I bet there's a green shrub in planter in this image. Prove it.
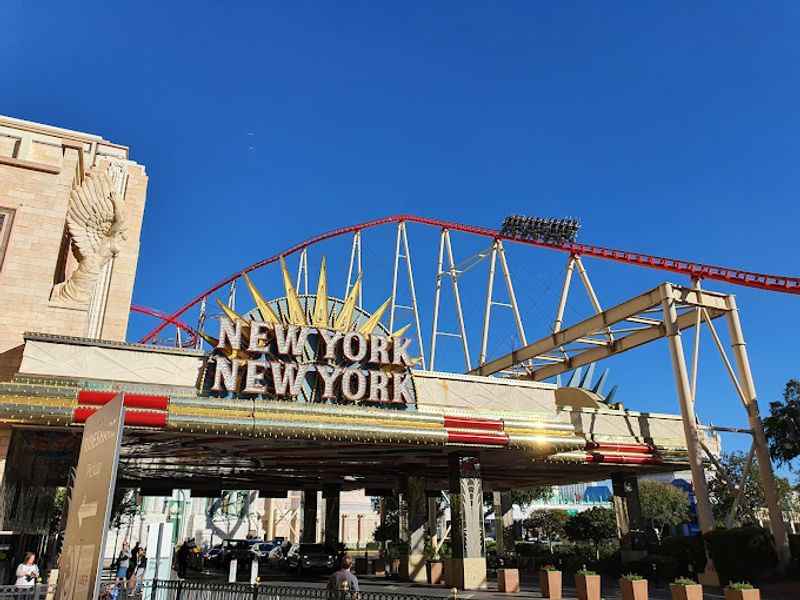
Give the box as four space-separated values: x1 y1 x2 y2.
703 527 777 585
727 582 754 590
660 535 707 576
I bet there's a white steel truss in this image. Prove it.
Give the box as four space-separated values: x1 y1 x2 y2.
345 231 363 309
389 221 426 368
472 281 790 567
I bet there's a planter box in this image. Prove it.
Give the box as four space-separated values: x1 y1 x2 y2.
575 574 601 600
497 568 520 593
620 578 648 600
426 560 443 585
372 558 386 576
670 583 702 600
354 557 369 574
539 570 562 600
724 589 760 600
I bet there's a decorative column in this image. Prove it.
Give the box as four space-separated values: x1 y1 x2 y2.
399 476 427 582
612 474 646 561
301 488 318 543
322 484 341 546
263 498 275 540
492 491 514 554
448 454 487 590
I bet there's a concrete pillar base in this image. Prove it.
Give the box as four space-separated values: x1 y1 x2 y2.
698 565 720 587
446 557 487 590
399 553 427 583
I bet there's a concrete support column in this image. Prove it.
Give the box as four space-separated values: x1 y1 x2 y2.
399 476 427 582
322 484 341 546
726 298 790 565
612 474 646 561
492 491 514 554
263 498 275 540
427 493 439 554
448 454 487 590
301 488 318 543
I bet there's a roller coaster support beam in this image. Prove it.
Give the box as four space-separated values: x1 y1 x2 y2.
479 240 527 366
390 221 426 368
345 231 363 309
660 282 719 584
725 296 790 565
430 229 471 371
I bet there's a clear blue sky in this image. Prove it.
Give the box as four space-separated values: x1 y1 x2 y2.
5 2 799 461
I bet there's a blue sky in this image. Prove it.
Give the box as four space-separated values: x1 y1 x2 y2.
4 2 799 462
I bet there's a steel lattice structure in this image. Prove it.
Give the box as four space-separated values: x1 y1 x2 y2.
132 213 800 365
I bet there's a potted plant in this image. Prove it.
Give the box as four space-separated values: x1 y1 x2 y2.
539 564 562 600
620 573 648 600
497 554 520 593
575 568 601 600
424 538 443 585
670 577 702 600
725 582 760 600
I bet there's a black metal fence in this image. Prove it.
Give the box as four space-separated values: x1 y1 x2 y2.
142 581 441 600
0 585 51 600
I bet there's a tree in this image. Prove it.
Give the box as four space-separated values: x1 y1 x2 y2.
707 451 800 526
506 486 551 507
638 480 691 540
523 509 568 552
763 379 800 468
564 507 617 559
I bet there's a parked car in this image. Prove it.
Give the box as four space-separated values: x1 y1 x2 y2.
251 541 277 560
284 543 337 575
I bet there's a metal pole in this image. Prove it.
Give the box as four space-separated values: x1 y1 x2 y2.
346 231 359 300
195 296 207 349
726 441 756 528
497 241 527 345
479 241 499 365
429 229 446 370
389 222 403 332
660 284 717 540
574 256 613 341
296 248 308 295
553 255 575 333
725 296 790 564
227 279 237 310
400 222 426 369
444 230 472 371
356 231 363 309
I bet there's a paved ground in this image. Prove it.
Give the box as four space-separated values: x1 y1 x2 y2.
208 569 800 600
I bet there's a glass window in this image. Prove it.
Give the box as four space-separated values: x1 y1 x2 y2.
0 208 14 270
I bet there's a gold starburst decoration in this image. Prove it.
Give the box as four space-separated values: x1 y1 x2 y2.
199 257 412 347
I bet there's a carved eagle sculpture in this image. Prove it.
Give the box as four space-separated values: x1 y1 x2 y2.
51 166 127 306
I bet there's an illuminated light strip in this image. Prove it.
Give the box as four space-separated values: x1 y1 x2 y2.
443 416 504 431
586 442 655 454
72 407 167 428
585 453 662 465
77 390 170 411
446 431 509 446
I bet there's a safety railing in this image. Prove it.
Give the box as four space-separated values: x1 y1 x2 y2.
0 585 52 600
140 580 441 600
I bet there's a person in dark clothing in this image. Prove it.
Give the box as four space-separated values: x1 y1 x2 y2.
327 554 359 592
176 541 191 578
126 543 141 581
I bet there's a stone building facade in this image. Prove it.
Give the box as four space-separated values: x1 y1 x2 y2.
0 115 148 380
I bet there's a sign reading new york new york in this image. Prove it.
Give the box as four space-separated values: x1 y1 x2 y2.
209 316 415 405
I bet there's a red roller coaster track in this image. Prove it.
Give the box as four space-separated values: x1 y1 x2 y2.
137 214 800 344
